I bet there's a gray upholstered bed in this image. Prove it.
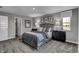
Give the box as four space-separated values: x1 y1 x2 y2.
22 22 53 49
22 31 51 49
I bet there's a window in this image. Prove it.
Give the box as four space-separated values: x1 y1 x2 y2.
63 17 71 31
55 19 61 26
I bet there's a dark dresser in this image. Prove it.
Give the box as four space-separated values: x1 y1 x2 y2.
52 31 66 42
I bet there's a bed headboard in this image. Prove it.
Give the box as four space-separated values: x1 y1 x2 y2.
40 23 54 32
40 23 54 28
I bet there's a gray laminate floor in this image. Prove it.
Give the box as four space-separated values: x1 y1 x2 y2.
0 39 78 53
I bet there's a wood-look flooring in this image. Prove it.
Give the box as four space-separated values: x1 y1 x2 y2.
0 39 78 53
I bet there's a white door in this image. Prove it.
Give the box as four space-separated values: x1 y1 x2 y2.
0 16 8 41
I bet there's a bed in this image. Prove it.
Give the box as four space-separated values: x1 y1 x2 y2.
22 23 54 49
22 31 51 49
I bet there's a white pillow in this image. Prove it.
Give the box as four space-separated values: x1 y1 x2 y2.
48 28 52 32
46 32 52 39
38 27 43 31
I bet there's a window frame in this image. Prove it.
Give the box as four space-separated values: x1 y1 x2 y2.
62 17 71 31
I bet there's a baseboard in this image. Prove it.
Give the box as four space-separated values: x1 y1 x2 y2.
66 40 78 44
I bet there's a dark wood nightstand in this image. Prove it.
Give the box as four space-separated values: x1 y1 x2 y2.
52 31 66 42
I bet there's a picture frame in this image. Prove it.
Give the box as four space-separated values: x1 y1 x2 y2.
25 20 31 28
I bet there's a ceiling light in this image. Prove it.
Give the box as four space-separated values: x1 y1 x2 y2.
33 8 35 10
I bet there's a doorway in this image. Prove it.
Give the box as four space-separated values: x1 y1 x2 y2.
15 17 22 37
15 18 18 37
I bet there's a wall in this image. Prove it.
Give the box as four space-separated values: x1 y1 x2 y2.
21 17 32 33
53 12 63 31
78 8 79 52
66 9 78 44
32 17 41 29
32 15 55 31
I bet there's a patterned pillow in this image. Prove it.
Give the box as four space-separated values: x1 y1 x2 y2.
42 28 46 32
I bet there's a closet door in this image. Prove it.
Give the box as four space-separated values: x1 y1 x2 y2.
0 16 8 41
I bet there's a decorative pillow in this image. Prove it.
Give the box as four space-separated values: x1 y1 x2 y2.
45 32 52 39
38 27 43 31
45 27 52 32
48 28 52 32
42 28 46 32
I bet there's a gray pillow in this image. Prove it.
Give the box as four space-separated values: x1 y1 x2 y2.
42 28 46 32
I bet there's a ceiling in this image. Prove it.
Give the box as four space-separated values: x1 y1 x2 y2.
0 6 78 17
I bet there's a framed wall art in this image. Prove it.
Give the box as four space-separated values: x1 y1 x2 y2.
25 20 31 28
